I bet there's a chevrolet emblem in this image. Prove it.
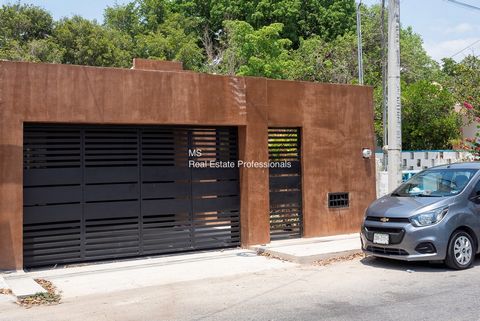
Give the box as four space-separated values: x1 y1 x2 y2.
380 217 389 223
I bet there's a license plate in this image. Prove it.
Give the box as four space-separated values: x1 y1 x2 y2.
373 233 389 245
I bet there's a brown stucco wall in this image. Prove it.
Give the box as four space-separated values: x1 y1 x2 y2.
132 58 184 71
0 60 375 270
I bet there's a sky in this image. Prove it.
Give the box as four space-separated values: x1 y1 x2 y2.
2 0 480 62
363 0 480 62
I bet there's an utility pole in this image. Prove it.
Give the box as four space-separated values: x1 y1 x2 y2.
381 0 387 170
387 0 402 191
356 0 364 85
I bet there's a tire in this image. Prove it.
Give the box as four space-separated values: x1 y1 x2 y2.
445 231 476 270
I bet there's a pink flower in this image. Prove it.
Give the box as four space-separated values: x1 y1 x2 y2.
464 101 474 110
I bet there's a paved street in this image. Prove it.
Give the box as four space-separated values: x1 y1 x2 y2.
2 255 480 321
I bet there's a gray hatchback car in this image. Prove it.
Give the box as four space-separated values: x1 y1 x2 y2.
361 162 480 270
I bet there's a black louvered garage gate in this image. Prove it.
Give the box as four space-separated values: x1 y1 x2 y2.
268 128 302 240
23 124 240 268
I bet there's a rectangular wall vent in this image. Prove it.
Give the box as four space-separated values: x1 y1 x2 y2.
328 192 349 208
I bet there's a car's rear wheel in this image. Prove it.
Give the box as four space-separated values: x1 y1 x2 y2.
445 231 475 270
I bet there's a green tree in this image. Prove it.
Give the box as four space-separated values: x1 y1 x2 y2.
0 3 62 62
442 55 480 111
104 2 203 69
219 21 294 78
360 5 439 145
105 0 170 33
400 26 440 84
1 1 474 153
169 0 356 46
135 13 203 69
137 0 170 31
289 5 439 86
53 16 133 67
289 33 357 83
402 81 461 150
104 2 143 37
0 3 53 44
1 38 64 63
442 55 480 154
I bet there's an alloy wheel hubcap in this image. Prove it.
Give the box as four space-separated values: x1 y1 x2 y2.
454 236 472 265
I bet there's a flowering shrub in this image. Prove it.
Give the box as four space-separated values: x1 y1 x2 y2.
461 101 480 160
464 101 474 110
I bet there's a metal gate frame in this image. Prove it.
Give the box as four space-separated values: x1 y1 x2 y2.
23 124 240 267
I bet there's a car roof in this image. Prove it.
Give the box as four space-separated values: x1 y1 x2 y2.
429 162 480 170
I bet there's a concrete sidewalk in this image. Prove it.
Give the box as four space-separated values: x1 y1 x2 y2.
1 249 295 299
251 233 361 264
1 233 361 300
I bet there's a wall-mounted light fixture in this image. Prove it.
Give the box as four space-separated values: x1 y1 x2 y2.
362 148 372 159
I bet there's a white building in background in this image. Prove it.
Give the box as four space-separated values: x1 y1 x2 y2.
455 102 479 141
376 150 473 171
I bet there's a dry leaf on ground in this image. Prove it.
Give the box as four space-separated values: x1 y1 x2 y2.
17 279 61 308
313 252 365 266
0 288 13 295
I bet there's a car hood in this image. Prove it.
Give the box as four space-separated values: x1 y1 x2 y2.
366 195 454 218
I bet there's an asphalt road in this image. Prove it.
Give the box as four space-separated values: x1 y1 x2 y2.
2 256 480 321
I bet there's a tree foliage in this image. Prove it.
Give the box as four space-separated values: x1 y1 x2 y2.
442 56 480 111
167 0 356 46
218 21 294 78
104 2 143 37
54 16 133 67
0 3 53 43
134 13 203 69
288 33 358 83
0 3 58 62
402 81 460 150
104 2 202 69
0 1 477 151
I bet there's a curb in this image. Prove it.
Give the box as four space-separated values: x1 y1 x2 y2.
255 247 363 264
3 278 47 298
0 276 10 293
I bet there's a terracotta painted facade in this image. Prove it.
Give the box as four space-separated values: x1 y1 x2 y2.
0 60 376 270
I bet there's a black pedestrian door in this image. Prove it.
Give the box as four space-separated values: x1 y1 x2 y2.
23 124 240 268
268 128 302 240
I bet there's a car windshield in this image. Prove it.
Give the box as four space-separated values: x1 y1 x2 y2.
392 168 478 197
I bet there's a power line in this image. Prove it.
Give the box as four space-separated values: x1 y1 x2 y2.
442 1 480 58
450 38 480 58
444 0 480 11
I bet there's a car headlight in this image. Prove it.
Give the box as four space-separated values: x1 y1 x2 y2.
410 207 449 227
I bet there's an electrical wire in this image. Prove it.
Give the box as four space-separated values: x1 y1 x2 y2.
444 0 480 11
442 0 480 58
450 39 480 58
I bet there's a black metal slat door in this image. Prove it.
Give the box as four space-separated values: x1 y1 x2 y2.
83 127 141 261
23 124 240 268
190 128 240 249
268 128 303 240
23 127 83 266
141 127 193 255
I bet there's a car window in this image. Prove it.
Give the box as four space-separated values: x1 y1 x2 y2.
392 168 478 197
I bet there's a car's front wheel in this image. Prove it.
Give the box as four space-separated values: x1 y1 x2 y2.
445 231 475 270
